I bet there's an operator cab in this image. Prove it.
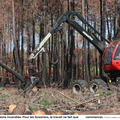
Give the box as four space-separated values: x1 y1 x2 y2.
103 40 120 72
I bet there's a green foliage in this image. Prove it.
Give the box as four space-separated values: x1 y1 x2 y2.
60 108 66 112
71 112 75 115
105 91 113 96
18 89 22 94
42 99 52 109
29 106 34 112
96 90 113 96
0 87 4 91
2 93 10 98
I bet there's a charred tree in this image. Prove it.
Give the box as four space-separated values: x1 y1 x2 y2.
114 0 120 38
100 0 106 78
82 0 90 83
12 0 22 88
21 0 24 76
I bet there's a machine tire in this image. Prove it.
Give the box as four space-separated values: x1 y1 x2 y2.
89 79 107 94
71 80 88 95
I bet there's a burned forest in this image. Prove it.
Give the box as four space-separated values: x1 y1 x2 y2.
0 0 120 115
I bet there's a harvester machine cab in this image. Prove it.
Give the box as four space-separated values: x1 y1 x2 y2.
102 39 120 82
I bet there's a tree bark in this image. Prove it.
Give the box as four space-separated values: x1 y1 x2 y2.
12 0 22 88
114 0 120 38
100 0 106 77
82 0 90 83
21 0 24 76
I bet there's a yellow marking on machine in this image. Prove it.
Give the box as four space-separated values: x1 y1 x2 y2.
36 33 51 51
109 80 111 83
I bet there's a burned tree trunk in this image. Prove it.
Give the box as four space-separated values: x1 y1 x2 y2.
12 0 22 88
114 0 120 38
100 0 106 78
82 0 90 83
21 0 24 76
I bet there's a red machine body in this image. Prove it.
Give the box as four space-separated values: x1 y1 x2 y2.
103 40 120 72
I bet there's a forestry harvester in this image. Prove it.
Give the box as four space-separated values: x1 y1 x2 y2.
28 11 120 93
0 11 120 93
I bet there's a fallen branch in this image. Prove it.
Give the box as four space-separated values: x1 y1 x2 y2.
56 94 107 109
55 90 80 104
56 98 94 109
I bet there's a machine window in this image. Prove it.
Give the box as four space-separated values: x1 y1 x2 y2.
114 45 120 60
104 47 114 65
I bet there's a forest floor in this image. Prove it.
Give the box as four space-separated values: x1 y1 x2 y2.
0 83 120 115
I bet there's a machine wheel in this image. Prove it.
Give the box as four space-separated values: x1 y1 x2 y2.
72 80 88 95
89 79 107 94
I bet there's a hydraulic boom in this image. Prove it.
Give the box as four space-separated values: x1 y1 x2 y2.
29 11 109 60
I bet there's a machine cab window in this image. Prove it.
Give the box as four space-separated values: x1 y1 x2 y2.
114 45 120 60
104 46 115 65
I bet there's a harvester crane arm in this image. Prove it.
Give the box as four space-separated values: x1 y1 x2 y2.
29 11 108 60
